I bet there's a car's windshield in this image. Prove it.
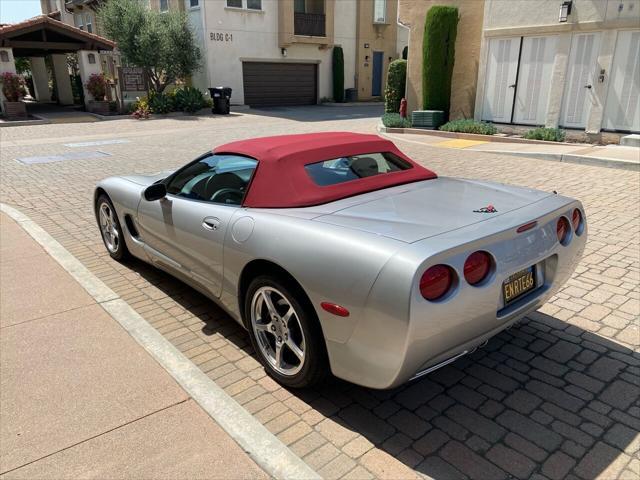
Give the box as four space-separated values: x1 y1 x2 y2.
304 152 411 187
166 154 257 205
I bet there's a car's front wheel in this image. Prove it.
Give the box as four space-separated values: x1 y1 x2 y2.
96 194 129 261
245 275 328 388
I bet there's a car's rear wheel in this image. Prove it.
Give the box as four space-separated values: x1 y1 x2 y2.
96 194 129 261
245 275 327 388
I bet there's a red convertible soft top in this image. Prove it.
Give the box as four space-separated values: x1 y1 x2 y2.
214 132 437 208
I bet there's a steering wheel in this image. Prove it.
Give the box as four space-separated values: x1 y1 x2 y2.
210 187 244 204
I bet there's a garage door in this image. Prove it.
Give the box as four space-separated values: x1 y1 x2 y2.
242 62 317 107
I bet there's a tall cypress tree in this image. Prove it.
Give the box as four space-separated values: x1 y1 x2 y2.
422 6 459 118
332 46 345 103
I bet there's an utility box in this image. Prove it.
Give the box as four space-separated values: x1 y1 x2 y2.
411 110 445 129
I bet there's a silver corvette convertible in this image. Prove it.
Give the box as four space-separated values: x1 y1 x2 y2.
95 132 586 389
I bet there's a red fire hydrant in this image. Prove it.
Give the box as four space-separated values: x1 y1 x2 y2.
399 98 407 119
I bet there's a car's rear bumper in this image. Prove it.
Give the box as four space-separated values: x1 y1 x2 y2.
326 196 586 389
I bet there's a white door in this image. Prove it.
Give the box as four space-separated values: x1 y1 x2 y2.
513 36 557 125
603 30 640 132
482 37 520 123
561 33 601 128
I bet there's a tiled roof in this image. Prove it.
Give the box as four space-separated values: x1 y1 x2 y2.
0 15 115 49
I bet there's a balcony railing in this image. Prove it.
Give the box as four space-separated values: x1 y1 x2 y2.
294 12 326 37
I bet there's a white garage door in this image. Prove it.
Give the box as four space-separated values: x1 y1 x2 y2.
481 37 520 123
513 36 558 125
561 33 601 129
603 30 640 132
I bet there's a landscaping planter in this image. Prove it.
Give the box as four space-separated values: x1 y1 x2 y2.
2 101 27 120
88 100 110 115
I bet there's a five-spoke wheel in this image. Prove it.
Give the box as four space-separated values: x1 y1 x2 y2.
251 286 306 376
246 275 328 388
96 195 128 260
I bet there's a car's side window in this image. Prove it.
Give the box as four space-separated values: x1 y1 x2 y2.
166 154 258 205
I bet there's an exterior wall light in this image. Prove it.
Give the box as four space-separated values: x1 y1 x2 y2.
559 0 572 22
281 48 287 57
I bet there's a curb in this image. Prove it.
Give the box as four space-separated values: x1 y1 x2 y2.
0 202 321 480
467 149 640 172
379 123 640 172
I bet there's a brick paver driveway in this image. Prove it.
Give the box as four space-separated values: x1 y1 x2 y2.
1 106 638 480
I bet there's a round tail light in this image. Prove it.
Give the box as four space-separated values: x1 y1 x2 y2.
572 208 582 234
557 217 570 245
464 251 492 285
420 265 453 301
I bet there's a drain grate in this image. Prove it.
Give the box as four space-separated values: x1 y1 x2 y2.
64 139 130 147
16 151 112 165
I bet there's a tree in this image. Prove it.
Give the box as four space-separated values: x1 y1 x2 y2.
422 6 459 118
97 0 201 93
384 59 406 113
332 46 344 103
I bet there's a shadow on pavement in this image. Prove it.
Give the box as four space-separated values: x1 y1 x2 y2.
124 256 639 480
245 104 384 123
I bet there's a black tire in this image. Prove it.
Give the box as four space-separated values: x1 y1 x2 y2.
245 274 328 389
95 194 129 261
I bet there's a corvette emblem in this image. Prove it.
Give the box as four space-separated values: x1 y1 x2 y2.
473 204 498 213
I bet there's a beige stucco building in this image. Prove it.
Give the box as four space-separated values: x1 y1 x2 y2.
398 0 485 120
399 0 639 134
39 0 407 107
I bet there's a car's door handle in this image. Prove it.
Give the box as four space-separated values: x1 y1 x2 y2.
202 217 221 231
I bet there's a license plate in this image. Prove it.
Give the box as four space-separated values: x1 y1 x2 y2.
503 267 536 305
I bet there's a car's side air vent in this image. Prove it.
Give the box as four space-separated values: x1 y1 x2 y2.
124 214 140 238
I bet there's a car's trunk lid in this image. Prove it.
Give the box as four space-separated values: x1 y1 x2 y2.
312 177 553 243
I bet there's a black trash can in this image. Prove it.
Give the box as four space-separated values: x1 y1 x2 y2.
209 87 232 114
345 88 357 103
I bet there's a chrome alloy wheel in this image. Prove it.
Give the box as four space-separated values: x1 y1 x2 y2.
251 286 306 376
99 202 119 254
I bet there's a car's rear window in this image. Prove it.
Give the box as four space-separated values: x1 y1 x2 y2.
304 152 412 186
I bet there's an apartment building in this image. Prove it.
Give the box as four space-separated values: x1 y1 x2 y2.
39 0 406 107
399 0 639 134
199 0 406 106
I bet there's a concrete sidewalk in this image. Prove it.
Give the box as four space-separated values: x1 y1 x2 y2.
380 128 640 171
0 213 267 479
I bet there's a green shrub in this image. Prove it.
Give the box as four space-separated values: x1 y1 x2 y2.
148 91 175 113
382 113 411 128
439 119 497 135
523 127 566 142
422 6 459 118
174 86 204 113
332 46 345 103
384 59 407 113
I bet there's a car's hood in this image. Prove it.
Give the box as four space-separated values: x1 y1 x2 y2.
312 177 553 243
121 171 172 186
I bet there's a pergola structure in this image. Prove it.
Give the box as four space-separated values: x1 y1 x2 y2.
0 15 115 112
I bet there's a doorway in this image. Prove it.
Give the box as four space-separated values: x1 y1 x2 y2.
372 51 384 97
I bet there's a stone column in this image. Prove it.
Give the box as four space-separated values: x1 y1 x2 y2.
29 56 51 102
0 48 17 110
77 50 102 107
50 54 74 105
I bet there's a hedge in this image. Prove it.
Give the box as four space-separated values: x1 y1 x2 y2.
384 59 407 113
422 6 459 118
439 119 497 135
332 46 345 103
524 127 566 142
382 113 411 128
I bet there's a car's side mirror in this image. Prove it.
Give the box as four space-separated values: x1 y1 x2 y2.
143 183 167 201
